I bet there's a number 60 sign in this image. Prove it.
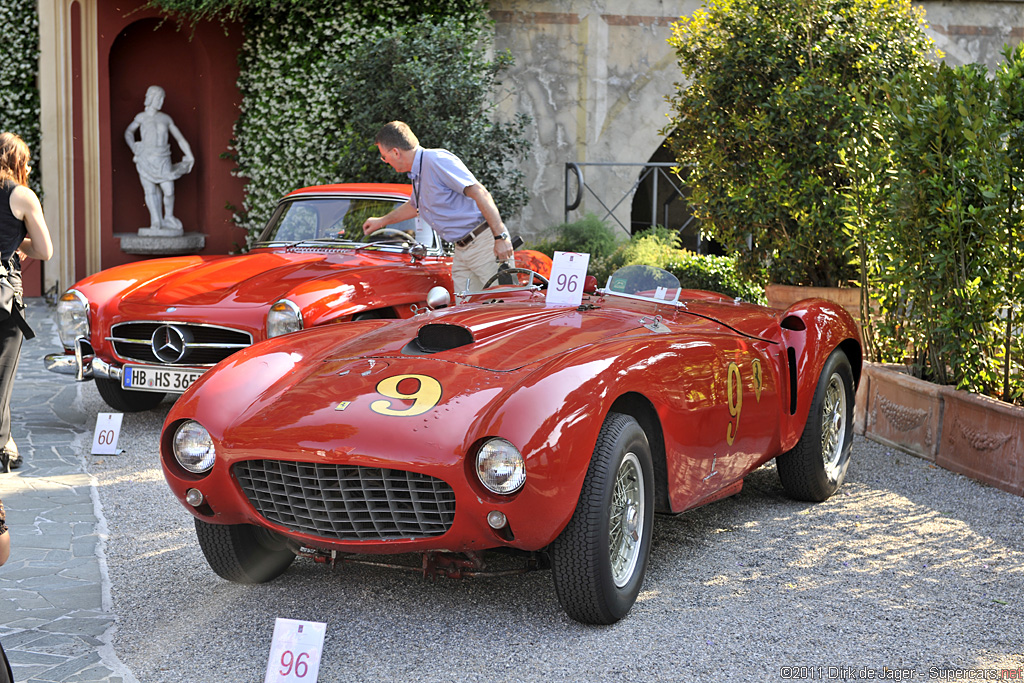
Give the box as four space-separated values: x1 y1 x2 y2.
91 413 124 455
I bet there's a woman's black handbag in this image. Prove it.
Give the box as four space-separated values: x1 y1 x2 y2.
0 258 33 338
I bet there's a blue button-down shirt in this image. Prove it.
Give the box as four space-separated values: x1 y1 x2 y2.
408 147 485 242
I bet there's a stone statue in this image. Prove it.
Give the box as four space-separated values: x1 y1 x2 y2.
124 85 194 235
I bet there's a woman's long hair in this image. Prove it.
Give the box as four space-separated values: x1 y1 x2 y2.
0 133 30 187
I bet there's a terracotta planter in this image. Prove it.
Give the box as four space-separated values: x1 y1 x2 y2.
938 386 1024 497
764 283 868 336
857 362 1024 497
858 363 944 461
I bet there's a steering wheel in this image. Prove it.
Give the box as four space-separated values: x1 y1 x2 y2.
366 227 419 246
482 267 549 290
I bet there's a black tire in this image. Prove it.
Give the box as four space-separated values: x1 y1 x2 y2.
550 412 654 625
94 377 166 412
776 348 855 502
194 519 296 584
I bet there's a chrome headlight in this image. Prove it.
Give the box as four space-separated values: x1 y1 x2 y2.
476 438 526 494
267 299 303 338
173 421 216 474
55 290 89 348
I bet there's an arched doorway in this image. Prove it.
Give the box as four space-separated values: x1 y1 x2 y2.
630 138 721 254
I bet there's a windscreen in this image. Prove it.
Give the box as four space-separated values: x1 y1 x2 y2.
257 197 421 245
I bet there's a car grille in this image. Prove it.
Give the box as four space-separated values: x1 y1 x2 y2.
108 322 252 366
233 460 457 542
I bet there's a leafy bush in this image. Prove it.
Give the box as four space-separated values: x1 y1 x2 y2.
531 218 764 303
616 228 766 303
528 214 622 260
664 0 937 287
851 45 1024 403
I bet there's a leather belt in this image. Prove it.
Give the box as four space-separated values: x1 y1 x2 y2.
453 222 490 248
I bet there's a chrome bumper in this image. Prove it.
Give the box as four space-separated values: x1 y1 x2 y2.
43 338 122 382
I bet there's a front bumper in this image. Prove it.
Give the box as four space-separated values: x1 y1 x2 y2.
43 338 122 382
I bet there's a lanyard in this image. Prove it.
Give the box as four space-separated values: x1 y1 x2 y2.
412 150 424 211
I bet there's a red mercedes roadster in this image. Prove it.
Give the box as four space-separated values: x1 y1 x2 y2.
160 264 861 624
44 183 550 412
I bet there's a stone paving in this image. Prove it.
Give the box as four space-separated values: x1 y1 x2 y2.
0 299 136 683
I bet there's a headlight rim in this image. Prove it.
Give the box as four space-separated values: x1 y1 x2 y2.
56 289 90 349
172 420 217 474
475 437 526 495
267 298 303 338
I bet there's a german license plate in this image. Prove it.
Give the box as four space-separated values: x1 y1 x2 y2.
122 365 204 394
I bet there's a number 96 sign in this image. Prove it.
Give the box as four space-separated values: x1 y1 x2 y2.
265 619 326 683
547 251 591 307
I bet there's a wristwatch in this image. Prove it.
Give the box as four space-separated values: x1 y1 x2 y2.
494 230 510 241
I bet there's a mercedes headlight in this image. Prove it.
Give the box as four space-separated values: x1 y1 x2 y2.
476 438 526 494
173 420 216 474
267 299 303 338
55 290 89 348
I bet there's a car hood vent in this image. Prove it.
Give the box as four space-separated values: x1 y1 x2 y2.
407 323 475 355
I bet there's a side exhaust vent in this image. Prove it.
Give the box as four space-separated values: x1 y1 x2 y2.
787 346 798 415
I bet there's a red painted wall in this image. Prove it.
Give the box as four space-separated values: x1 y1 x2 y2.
96 1 246 272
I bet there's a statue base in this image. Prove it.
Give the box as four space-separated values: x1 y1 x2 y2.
138 226 183 237
118 231 206 255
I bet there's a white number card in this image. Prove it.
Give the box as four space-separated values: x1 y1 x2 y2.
414 216 434 246
91 413 124 455
547 251 591 307
264 618 327 683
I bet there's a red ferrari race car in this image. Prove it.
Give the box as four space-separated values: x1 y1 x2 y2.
44 182 550 412
160 264 861 624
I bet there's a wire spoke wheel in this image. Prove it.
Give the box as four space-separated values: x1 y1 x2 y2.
820 373 847 480
609 452 645 588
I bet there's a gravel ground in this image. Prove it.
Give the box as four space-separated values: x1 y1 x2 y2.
77 382 1023 682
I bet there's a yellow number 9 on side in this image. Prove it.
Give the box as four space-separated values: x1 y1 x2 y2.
370 374 443 417
726 362 743 445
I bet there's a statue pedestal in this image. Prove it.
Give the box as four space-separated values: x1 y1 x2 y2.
118 231 206 255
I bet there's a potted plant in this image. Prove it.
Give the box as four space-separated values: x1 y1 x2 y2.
849 45 1024 496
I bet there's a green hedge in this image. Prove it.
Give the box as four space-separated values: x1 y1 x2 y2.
0 0 42 194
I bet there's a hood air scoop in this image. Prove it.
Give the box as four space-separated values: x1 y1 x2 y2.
404 323 475 355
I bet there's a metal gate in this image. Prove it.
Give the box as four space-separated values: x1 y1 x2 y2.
564 162 700 246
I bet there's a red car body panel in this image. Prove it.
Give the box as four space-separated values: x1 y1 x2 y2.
161 281 862 557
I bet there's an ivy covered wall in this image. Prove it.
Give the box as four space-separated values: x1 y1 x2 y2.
146 0 523 243
0 0 41 194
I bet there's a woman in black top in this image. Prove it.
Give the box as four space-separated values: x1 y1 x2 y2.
0 132 53 472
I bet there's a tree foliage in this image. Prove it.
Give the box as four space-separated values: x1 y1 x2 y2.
331 16 531 217
664 0 937 287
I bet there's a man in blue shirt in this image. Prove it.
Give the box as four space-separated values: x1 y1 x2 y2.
362 121 515 291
